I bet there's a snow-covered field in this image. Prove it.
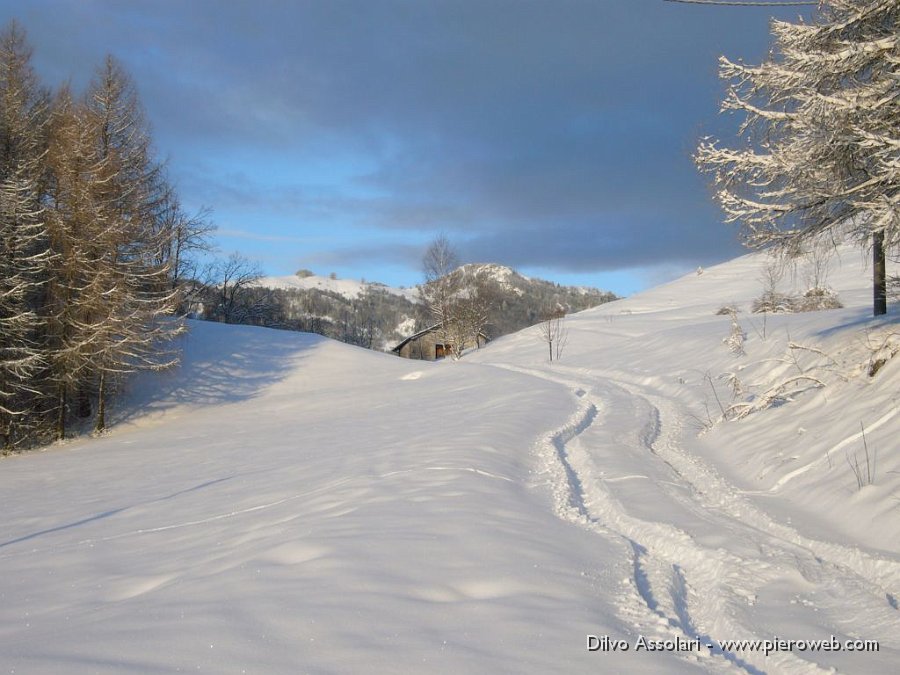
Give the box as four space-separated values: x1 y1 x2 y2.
1 247 898 674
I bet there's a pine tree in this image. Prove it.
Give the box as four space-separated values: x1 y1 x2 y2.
696 0 899 316
0 22 192 447
0 22 51 449
79 56 182 432
43 86 103 439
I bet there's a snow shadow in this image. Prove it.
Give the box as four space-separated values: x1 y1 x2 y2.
0 476 234 549
112 321 324 424
811 306 898 339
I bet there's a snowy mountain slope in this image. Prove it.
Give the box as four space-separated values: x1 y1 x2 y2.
259 263 614 313
252 265 616 354
457 262 530 295
258 272 420 302
1 245 897 674
258 263 536 301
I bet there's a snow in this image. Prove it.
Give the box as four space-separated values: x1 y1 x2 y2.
1 245 898 673
258 273 420 302
458 262 530 296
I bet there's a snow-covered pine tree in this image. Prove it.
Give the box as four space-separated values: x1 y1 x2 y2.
0 22 52 449
696 0 899 316
80 56 182 432
43 85 108 440
0 22 193 446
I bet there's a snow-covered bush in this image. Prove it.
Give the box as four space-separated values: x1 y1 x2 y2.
751 288 842 314
866 330 899 378
792 287 843 313
751 291 795 314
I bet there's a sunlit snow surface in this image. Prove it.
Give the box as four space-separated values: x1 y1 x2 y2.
2 246 898 673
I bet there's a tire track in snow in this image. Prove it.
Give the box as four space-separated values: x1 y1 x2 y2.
503 366 780 672
557 389 812 675
600 368 900 606
528 380 724 672
490 362 892 674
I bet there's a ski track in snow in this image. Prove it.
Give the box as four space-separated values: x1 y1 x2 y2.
486 361 899 675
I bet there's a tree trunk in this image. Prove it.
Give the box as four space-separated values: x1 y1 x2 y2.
56 383 67 441
94 371 106 433
874 230 887 316
1 413 9 452
76 386 91 418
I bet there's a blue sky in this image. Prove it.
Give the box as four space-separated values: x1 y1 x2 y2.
4 0 813 296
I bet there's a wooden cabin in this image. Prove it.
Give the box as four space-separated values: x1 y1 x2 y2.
391 323 488 361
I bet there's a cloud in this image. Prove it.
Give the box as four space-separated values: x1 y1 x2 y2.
2 0 811 287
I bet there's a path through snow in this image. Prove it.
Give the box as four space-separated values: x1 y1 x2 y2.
475 357 899 673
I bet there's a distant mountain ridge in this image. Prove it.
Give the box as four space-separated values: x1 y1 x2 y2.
257 271 420 302
252 264 618 351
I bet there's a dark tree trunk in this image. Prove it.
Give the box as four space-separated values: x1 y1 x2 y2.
76 386 91 419
94 371 106 433
56 383 67 441
874 230 887 316
1 412 9 452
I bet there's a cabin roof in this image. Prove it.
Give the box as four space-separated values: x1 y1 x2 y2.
390 322 489 354
390 322 443 353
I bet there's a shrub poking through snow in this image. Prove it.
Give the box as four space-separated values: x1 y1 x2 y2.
722 309 746 356
846 422 877 491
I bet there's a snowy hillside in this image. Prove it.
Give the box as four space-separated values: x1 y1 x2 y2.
257 272 420 302
1 246 898 674
251 265 616 353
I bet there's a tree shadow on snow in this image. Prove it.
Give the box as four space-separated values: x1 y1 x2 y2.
811 306 898 339
111 320 325 425
0 475 235 549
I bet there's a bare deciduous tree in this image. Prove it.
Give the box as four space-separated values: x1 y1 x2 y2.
455 268 496 352
538 307 568 363
420 233 463 357
153 181 217 305
80 56 183 433
210 252 264 324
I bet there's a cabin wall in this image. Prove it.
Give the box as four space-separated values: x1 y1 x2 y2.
394 328 486 360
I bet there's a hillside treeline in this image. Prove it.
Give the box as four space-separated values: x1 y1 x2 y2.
195 280 423 351
467 267 617 337
199 265 616 353
0 23 199 450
